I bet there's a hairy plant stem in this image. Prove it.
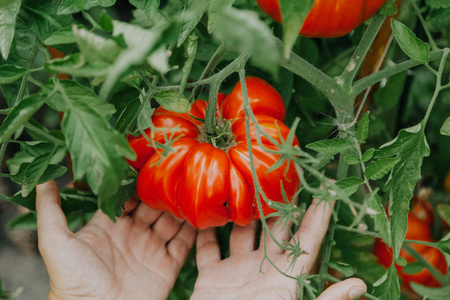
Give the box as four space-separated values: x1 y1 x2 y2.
339 13 386 88
15 41 40 104
411 0 437 51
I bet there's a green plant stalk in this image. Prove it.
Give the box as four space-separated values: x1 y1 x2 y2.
339 12 386 88
403 243 448 286
238 68 298 281
334 224 381 238
411 0 437 51
422 48 449 127
190 43 228 101
0 139 9 176
352 49 445 97
205 83 220 136
15 41 40 104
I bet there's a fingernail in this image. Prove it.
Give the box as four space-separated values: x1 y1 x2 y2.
348 287 366 300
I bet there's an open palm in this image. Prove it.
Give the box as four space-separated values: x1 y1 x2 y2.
36 180 197 300
191 199 367 300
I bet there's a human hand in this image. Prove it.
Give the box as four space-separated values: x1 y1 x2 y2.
190 198 367 300
36 180 197 300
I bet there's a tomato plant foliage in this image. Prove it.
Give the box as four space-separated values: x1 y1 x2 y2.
0 0 449 299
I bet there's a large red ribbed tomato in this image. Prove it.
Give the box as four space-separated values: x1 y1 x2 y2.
373 198 447 289
127 77 300 229
256 0 389 38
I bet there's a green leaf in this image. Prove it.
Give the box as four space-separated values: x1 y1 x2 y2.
130 0 159 20
364 157 400 180
6 190 36 211
0 0 20 60
411 283 450 300
426 0 450 9
44 53 110 78
11 162 67 187
379 0 398 16
59 85 135 220
99 9 114 32
177 0 208 47
426 8 450 32
8 212 37 230
440 116 450 136
437 204 450 226
356 111 370 144
391 19 430 64
41 80 116 115
22 149 67 197
306 138 353 155
378 123 430 259
0 94 46 143
402 261 425 274
20 141 56 157
73 25 123 65
210 7 278 74
374 71 407 109
57 0 116 15
362 148 375 162
437 232 450 268
279 0 314 58
344 154 360 165
0 65 30 84
44 26 76 45
100 21 175 98
180 34 198 98
207 0 234 33
368 193 391 246
328 261 354 277
372 264 401 300
335 177 364 197
154 90 191 113
21 2 73 43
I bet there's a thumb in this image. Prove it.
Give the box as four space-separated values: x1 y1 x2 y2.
36 180 70 252
316 278 367 300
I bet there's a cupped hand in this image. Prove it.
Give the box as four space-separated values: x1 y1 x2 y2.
190 198 367 300
36 180 197 300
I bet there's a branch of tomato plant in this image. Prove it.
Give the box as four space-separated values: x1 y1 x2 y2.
0 139 9 177
338 12 386 89
23 122 66 146
190 43 228 102
238 68 302 281
334 224 381 238
402 243 449 286
352 49 445 97
15 40 40 104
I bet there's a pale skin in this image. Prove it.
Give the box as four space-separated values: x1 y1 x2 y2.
36 180 367 300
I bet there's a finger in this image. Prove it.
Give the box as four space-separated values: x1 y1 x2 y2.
264 216 292 254
167 221 197 267
229 220 258 255
36 180 70 250
293 199 334 272
196 228 220 270
132 201 163 227
315 278 367 300
121 193 140 216
152 213 184 242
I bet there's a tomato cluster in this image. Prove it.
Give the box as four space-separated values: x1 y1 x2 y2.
256 0 389 38
127 77 300 229
373 196 448 289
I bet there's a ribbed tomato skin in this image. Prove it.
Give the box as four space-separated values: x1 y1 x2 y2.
256 0 388 38
128 77 300 229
